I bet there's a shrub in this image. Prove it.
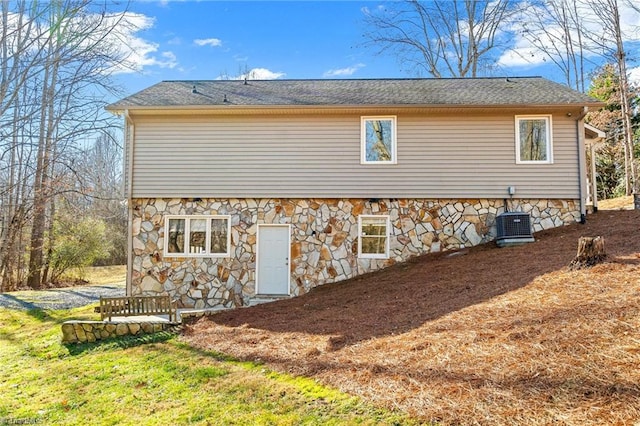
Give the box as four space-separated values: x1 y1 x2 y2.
48 217 112 283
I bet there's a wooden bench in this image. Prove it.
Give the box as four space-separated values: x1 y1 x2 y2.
99 294 177 322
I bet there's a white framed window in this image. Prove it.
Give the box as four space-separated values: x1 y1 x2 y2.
515 115 553 164
361 116 397 164
164 215 231 257
358 215 390 259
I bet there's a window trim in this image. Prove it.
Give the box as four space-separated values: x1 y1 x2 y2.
360 116 398 165
515 114 553 164
357 215 390 259
163 215 231 258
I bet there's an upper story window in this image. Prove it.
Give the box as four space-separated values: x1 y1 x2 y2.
515 115 553 164
165 215 231 257
358 215 390 259
361 116 397 164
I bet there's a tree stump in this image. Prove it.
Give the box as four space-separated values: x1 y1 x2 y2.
569 236 606 270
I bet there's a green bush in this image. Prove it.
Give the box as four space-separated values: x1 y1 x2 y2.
48 217 111 283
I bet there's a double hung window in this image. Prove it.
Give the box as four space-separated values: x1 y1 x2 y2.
358 215 390 259
361 116 397 164
515 115 553 164
165 216 230 257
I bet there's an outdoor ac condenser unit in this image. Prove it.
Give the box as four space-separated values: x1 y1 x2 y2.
495 212 535 247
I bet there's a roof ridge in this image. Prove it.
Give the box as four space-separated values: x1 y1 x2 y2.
161 76 545 83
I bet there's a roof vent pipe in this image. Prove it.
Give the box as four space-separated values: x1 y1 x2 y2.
192 85 197 94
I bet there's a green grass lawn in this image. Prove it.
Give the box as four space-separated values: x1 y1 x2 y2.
0 305 416 425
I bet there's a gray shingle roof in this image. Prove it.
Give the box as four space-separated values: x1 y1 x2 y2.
107 77 602 110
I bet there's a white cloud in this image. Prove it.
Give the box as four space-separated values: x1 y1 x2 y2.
194 38 222 47
1 9 178 75
323 63 365 78
158 51 178 67
361 5 386 15
497 38 549 68
629 66 640 86
235 67 285 80
99 12 178 74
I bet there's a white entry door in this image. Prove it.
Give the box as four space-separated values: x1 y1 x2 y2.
257 225 290 295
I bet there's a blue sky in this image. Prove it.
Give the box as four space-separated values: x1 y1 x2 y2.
117 1 399 94
113 1 640 97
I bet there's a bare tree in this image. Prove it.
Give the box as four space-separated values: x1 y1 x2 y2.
1 1 131 290
516 0 589 92
0 0 50 290
74 131 126 266
586 0 637 195
362 0 518 77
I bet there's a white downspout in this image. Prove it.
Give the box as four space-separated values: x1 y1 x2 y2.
590 142 599 211
124 109 135 296
576 107 589 222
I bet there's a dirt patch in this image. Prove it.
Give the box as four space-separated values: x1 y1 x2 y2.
182 210 640 425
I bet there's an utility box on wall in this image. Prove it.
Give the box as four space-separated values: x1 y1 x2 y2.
495 212 535 247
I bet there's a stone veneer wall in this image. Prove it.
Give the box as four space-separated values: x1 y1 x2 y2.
132 198 580 309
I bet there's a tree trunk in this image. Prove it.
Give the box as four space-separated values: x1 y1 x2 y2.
27 17 60 289
26 64 51 289
42 195 55 285
569 236 606 270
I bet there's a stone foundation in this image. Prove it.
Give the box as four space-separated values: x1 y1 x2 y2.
61 320 176 344
131 197 580 309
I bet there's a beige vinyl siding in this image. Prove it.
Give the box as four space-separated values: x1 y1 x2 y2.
130 111 580 199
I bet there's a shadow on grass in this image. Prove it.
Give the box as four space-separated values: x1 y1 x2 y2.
25 308 55 322
25 306 96 324
171 338 244 364
65 330 179 355
0 329 17 343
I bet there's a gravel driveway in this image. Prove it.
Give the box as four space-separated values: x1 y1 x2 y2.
0 282 126 310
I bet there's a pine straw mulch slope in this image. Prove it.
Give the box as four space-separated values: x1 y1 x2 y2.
182 210 640 425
